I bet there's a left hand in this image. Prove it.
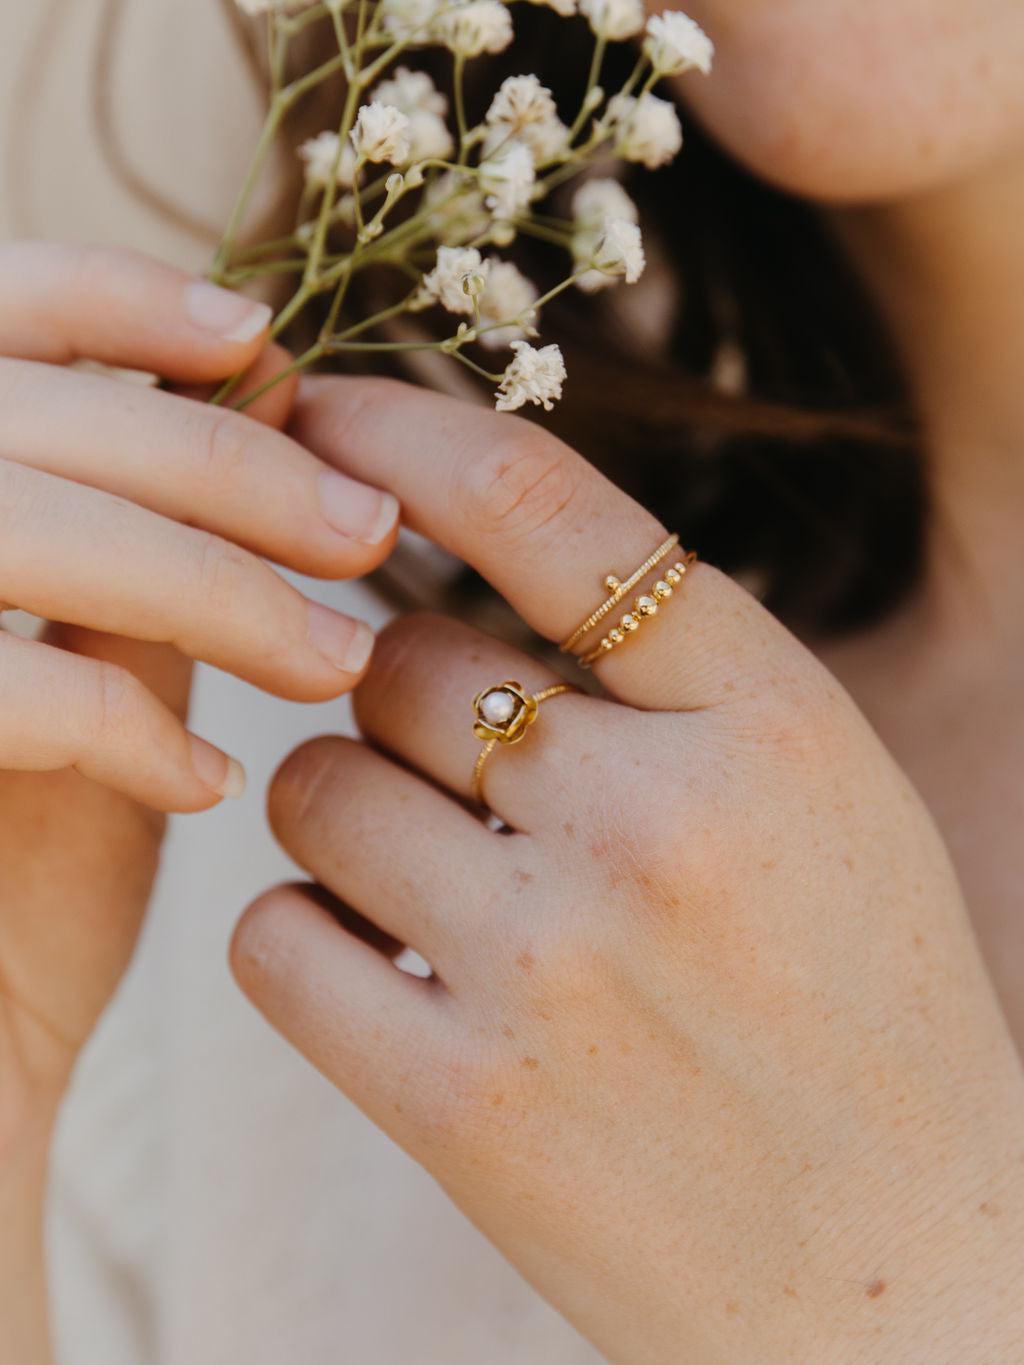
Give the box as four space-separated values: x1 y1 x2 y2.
233 377 1024 1365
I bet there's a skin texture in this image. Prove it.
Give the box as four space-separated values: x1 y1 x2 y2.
232 377 1024 1364
675 0 1024 202
5 2 1024 1362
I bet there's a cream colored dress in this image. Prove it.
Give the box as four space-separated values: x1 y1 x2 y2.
0 3 601 1360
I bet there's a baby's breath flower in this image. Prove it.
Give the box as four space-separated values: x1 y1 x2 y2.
435 0 514 57
591 217 645 283
571 178 640 290
486 74 558 132
378 0 444 42
419 245 488 315
608 92 683 170
495 341 566 412
374 67 448 116
423 171 491 245
479 140 536 220
644 11 714 76
483 75 568 164
572 176 639 228
350 102 413 165
299 130 357 189
579 0 643 42
373 69 454 162
477 260 539 349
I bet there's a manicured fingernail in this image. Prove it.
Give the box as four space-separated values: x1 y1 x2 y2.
189 735 247 799
183 281 273 344
318 470 399 545
307 604 375 674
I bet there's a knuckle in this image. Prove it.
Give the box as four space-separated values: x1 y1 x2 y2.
192 531 255 611
229 888 296 995
268 735 351 843
355 612 436 715
461 428 586 547
193 408 251 491
85 660 145 746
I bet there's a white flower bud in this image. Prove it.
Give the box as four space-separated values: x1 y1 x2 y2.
373 67 448 117
608 92 683 170
643 11 714 77
486 75 558 132
495 341 566 413
476 260 540 350
378 0 444 41
579 0 643 41
419 246 489 315
479 140 536 220
350 102 413 165
299 131 357 189
434 0 514 57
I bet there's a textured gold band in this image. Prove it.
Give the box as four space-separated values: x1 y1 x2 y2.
576 551 698 669
471 680 579 807
559 533 680 655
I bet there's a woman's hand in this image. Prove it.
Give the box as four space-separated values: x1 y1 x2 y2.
234 378 1024 1364
0 245 399 1365
0 242 398 813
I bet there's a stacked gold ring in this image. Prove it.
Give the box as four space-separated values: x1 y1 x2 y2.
561 538 697 669
559 534 680 654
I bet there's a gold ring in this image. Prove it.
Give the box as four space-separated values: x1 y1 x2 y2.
576 551 698 668
559 533 680 655
471 679 578 807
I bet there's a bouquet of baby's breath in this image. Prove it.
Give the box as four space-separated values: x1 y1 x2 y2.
213 0 712 413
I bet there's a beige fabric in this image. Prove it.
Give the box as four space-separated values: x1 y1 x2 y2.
0 5 601 1361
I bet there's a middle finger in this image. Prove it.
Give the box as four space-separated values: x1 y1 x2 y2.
0 459 374 701
0 358 399 580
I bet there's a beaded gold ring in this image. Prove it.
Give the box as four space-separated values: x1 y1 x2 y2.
575 552 698 669
559 533 680 655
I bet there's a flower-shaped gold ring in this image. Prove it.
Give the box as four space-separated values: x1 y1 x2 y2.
471 679 578 807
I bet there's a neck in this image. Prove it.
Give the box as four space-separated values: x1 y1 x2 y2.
835 154 1024 646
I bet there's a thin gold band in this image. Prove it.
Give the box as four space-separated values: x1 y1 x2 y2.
471 681 578 807
576 551 698 669
559 533 680 655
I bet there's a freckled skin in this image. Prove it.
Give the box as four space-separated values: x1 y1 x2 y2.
667 1 1024 202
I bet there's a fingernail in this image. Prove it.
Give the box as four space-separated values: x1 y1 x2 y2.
307 604 375 674
318 470 399 545
183 281 273 344
189 734 247 799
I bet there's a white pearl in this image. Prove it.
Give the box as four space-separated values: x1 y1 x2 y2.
480 689 517 725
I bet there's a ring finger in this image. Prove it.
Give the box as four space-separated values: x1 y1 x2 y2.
354 611 614 832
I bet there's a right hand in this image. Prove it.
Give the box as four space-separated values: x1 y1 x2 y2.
0 241 398 812
0 241 397 1125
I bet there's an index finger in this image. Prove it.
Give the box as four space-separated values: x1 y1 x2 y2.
292 376 799 711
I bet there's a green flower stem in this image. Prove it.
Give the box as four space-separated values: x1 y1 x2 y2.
618 53 649 101
453 53 469 161
451 350 503 383
211 96 286 280
568 35 606 143
326 285 422 344
232 342 327 412
512 218 575 247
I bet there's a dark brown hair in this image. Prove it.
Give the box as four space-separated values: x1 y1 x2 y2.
85 0 927 639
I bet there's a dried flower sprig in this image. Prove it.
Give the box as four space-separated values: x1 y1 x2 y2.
212 0 712 413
